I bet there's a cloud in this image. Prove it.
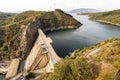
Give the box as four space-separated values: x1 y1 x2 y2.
0 0 119 12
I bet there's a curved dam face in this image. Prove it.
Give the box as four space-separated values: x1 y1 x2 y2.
25 29 61 73
5 29 61 80
5 18 61 79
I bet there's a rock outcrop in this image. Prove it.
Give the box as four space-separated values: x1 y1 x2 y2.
5 58 20 79
19 17 43 59
0 61 10 74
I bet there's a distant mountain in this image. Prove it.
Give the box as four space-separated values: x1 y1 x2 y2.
70 8 99 13
89 9 120 26
0 11 3 14
0 11 16 20
0 11 16 26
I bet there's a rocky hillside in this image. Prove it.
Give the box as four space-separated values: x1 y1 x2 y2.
48 38 120 80
0 9 81 60
89 9 120 26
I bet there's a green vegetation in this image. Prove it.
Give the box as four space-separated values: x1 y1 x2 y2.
48 57 98 80
0 12 15 26
48 38 120 80
26 73 36 79
0 9 81 28
0 9 80 60
89 9 120 25
0 9 120 80
0 20 5 26
13 11 40 22
0 23 22 60
13 9 80 28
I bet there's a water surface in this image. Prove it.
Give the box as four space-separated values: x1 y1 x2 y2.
46 14 120 57
0 74 5 80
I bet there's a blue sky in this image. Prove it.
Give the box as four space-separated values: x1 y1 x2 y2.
0 0 120 12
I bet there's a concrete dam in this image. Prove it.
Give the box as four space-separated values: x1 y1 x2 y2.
25 29 61 72
5 29 61 79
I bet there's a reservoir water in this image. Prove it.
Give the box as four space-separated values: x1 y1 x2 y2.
46 14 120 57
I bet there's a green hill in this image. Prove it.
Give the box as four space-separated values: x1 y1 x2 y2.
89 9 120 26
0 12 15 26
0 9 81 60
48 38 120 80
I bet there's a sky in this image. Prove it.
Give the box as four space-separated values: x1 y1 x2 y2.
0 0 120 12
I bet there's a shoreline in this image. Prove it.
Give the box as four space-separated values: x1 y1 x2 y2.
42 25 82 32
94 20 120 27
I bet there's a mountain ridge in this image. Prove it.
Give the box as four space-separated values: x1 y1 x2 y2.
89 9 120 26
70 8 99 13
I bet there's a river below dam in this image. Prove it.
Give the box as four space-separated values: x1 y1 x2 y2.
46 13 120 57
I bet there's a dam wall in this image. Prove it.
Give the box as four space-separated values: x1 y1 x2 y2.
25 29 60 72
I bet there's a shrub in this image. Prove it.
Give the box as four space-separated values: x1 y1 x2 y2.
48 57 96 80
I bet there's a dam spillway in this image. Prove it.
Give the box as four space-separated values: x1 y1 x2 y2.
25 29 61 72
5 29 61 79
